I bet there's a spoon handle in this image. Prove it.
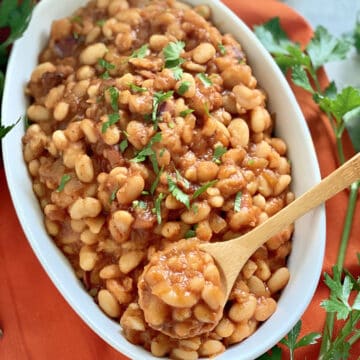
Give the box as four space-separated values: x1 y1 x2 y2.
231 152 360 252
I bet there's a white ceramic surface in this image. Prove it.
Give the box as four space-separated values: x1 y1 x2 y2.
1 0 326 359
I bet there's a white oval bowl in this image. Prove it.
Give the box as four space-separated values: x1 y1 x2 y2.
2 0 326 359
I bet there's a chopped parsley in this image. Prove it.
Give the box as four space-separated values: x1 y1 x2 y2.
108 86 119 111
98 58 115 79
234 191 242 212
192 180 218 199
96 19 105 27
109 187 118 203
180 109 194 117
154 193 165 224
168 122 175 129
132 200 147 209
152 91 173 129
184 229 196 239
129 44 148 59
175 169 190 189
177 81 191 95
71 15 83 24
218 43 227 55
150 166 164 195
212 145 227 164
163 41 185 80
167 175 190 209
119 138 128 153
129 83 147 93
197 73 213 87
101 113 120 133
57 174 71 192
141 190 150 195
247 158 255 166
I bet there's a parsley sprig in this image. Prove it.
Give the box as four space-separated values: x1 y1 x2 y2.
98 58 115 79
129 44 148 59
163 41 185 80
152 91 173 130
255 17 360 360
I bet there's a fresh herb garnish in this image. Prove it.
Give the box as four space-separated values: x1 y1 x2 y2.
192 180 218 200
132 200 147 209
131 132 162 173
180 109 194 117
129 83 147 93
101 113 120 133
109 188 118 203
234 191 242 212
129 44 148 59
163 41 185 79
57 174 71 192
197 73 212 87
152 91 173 129
71 15 83 24
218 43 227 55
177 81 191 95
175 169 190 189
98 58 115 79
184 229 196 238
212 145 227 164
154 193 165 224
141 190 150 195
96 19 106 27
168 122 175 129
108 86 119 111
119 139 128 153
0 116 21 138
150 166 164 195
167 175 190 209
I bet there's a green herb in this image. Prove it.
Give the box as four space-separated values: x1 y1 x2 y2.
141 190 150 195
72 31 79 40
129 44 148 59
119 139 128 153
96 19 106 27
23 114 30 130
177 81 190 95
167 176 190 209
150 166 164 195
168 122 175 129
131 133 162 174
101 113 120 133
184 229 196 239
163 41 185 79
218 43 227 55
191 204 199 214
129 83 147 93
152 91 173 129
154 193 165 224
71 15 83 24
255 17 360 360
98 58 114 79
204 102 211 117
109 188 118 203
175 169 190 189
234 191 242 212
132 200 147 209
180 109 194 117
108 86 119 111
159 148 165 157
192 180 218 200
197 73 212 87
212 145 227 164
57 174 71 192
247 159 255 166
0 116 21 138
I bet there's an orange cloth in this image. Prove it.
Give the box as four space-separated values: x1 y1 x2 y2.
0 0 359 359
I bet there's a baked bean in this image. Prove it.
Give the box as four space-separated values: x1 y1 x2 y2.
228 295 257 322
79 42 108 65
192 43 216 64
119 251 144 274
116 175 144 204
31 62 56 82
79 245 98 271
221 64 252 89
196 161 219 182
69 197 101 220
75 154 94 183
99 264 122 279
254 297 277 321
181 202 211 224
98 289 121 318
228 118 249 148
27 105 51 122
267 267 290 294
199 339 225 357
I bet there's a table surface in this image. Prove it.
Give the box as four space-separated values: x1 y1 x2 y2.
283 0 360 89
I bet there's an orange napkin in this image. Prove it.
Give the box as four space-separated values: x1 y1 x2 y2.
0 0 359 359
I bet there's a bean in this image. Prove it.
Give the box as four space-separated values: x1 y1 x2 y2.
30 62 56 82
119 250 144 274
99 264 122 279
250 106 270 133
247 276 268 297
161 221 181 238
221 64 252 89
98 289 121 318
215 318 235 338
75 154 94 183
116 175 145 204
228 295 257 322
151 338 171 357
79 245 97 271
267 267 290 294
170 348 198 360
27 105 51 122
254 297 277 321
228 118 249 148
199 339 225 357
79 43 108 65
181 202 211 224
201 284 223 310
192 43 216 64
69 197 101 220
196 161 219 182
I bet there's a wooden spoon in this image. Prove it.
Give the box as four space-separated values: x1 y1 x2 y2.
199 152 360 301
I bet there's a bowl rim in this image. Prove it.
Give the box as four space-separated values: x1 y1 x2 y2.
1 0 326 359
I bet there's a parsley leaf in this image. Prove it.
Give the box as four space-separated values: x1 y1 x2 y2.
212 145 227 164
109 187 118 203
119 138 128 153
180 109 194 117
130 44 148 59
108 86 119 111
184 229 196 239
98 58 114 79
96 19 106 27
306 26 352 70
253 17 293 55
192 180 218 200
101 113 120 133
291 65 314 93
132 200 147 209
177 81 191 95
175 169 190 189
163 41 185 68
0 116 21 139
218 43 226 55
129 83 147 93
150 166 164 195
152 91 173 129
71 15 83 24
234 191 242 212
343 106 360 152
167 176 190 209
57 174 71 192
197 73 212 87
257 345 282 360
154 193 165 224
354 14 360 54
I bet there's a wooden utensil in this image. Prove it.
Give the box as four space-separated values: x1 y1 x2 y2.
199 152 360 301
